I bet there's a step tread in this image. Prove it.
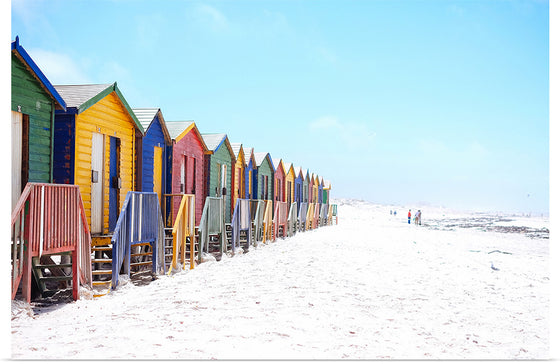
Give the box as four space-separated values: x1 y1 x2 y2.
38 275 72 281
34 263 73 269
92 270 112 275
92 259 112 263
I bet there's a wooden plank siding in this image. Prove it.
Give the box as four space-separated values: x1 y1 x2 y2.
73 92 136 233
254 153 274 202
202 134 235 224
294 166 303 212
168 122 207 225
243 147 257 200
230 144 246 214
302 170 310 203
11 53 56 185
285 163 295 206
272 158 285 214
140 114 168 195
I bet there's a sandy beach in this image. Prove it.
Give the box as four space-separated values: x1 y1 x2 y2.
11 199 550 359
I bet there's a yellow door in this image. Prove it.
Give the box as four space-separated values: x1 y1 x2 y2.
153 146 163 203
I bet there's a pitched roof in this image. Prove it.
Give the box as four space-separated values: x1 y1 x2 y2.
11 36 66 111
201 133 226 152
294 166 303 178
201 133 234 158
285 163 294 176
272 158 284 173
132 108 160 130
55 84 112 108
243 146 255 166
166 120 194 140
54 82 144 132
230 143 243 159
132 107 171 143
254 152 273 168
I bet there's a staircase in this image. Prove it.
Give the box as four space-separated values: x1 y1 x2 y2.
11 183 92 303
91 239 112 297
31 252 73 298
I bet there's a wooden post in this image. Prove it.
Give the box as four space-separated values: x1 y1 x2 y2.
72 248 79 301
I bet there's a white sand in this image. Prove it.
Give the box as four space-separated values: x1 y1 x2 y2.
10 199 549 359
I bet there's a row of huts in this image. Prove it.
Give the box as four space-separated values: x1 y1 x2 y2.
11 37 336 302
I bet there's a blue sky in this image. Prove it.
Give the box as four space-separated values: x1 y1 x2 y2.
8 0 550 214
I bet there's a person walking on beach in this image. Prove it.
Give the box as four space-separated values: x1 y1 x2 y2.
414 210 420 225
418 210 422 225
408 209 411 224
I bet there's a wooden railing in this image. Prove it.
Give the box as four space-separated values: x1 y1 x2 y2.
231 199 252 253
320 203 329 227
111 192 165 289
198 196 225 262
287 202 298 237
298 202 308 232
167 194 196 273
252 200 265 243
11 183 92 302
273 201 288 240
329 204 338 225
313 203 321 229
262 200 273 243
305 203 315 231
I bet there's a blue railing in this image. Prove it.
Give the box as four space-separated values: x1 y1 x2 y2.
298 202 308 232
287 202 298 237
231 199 252 253
198 196 224 262
111 192 165 289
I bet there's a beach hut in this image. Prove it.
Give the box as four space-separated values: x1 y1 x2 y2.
272 158 285 212
132 108 172 206
53 83 144 243
166 121 208 225
230 143 246 213
11 37 67 210
202 133 235 223
302 169 310 204
254 152 274 201
285 163 295 206
312 174 319 204
318 176 324 206
294 166 304 211
323 179 331 205
243 146 257 200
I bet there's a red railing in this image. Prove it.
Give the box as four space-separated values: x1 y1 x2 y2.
273 201 288 240
11 183 92 302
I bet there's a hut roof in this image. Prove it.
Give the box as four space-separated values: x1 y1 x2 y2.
165 121 208 152
132 107 171 143
254 152 273 168
230 143 243 159
201 133 234 158
11 36 66 111
54 82 143 132
243 147 255 166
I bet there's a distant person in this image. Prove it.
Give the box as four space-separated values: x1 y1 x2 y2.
394 211 397 216
418 210 422 225
414 210 420 225
408 209 411 224
390 210 392 215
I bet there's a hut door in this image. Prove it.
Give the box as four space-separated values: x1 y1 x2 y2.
180 156 185 193
153 146 163 202
11 111 23 211
187 156 195 195
91 133 104 234
287 181 292 204
108 136 121 232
